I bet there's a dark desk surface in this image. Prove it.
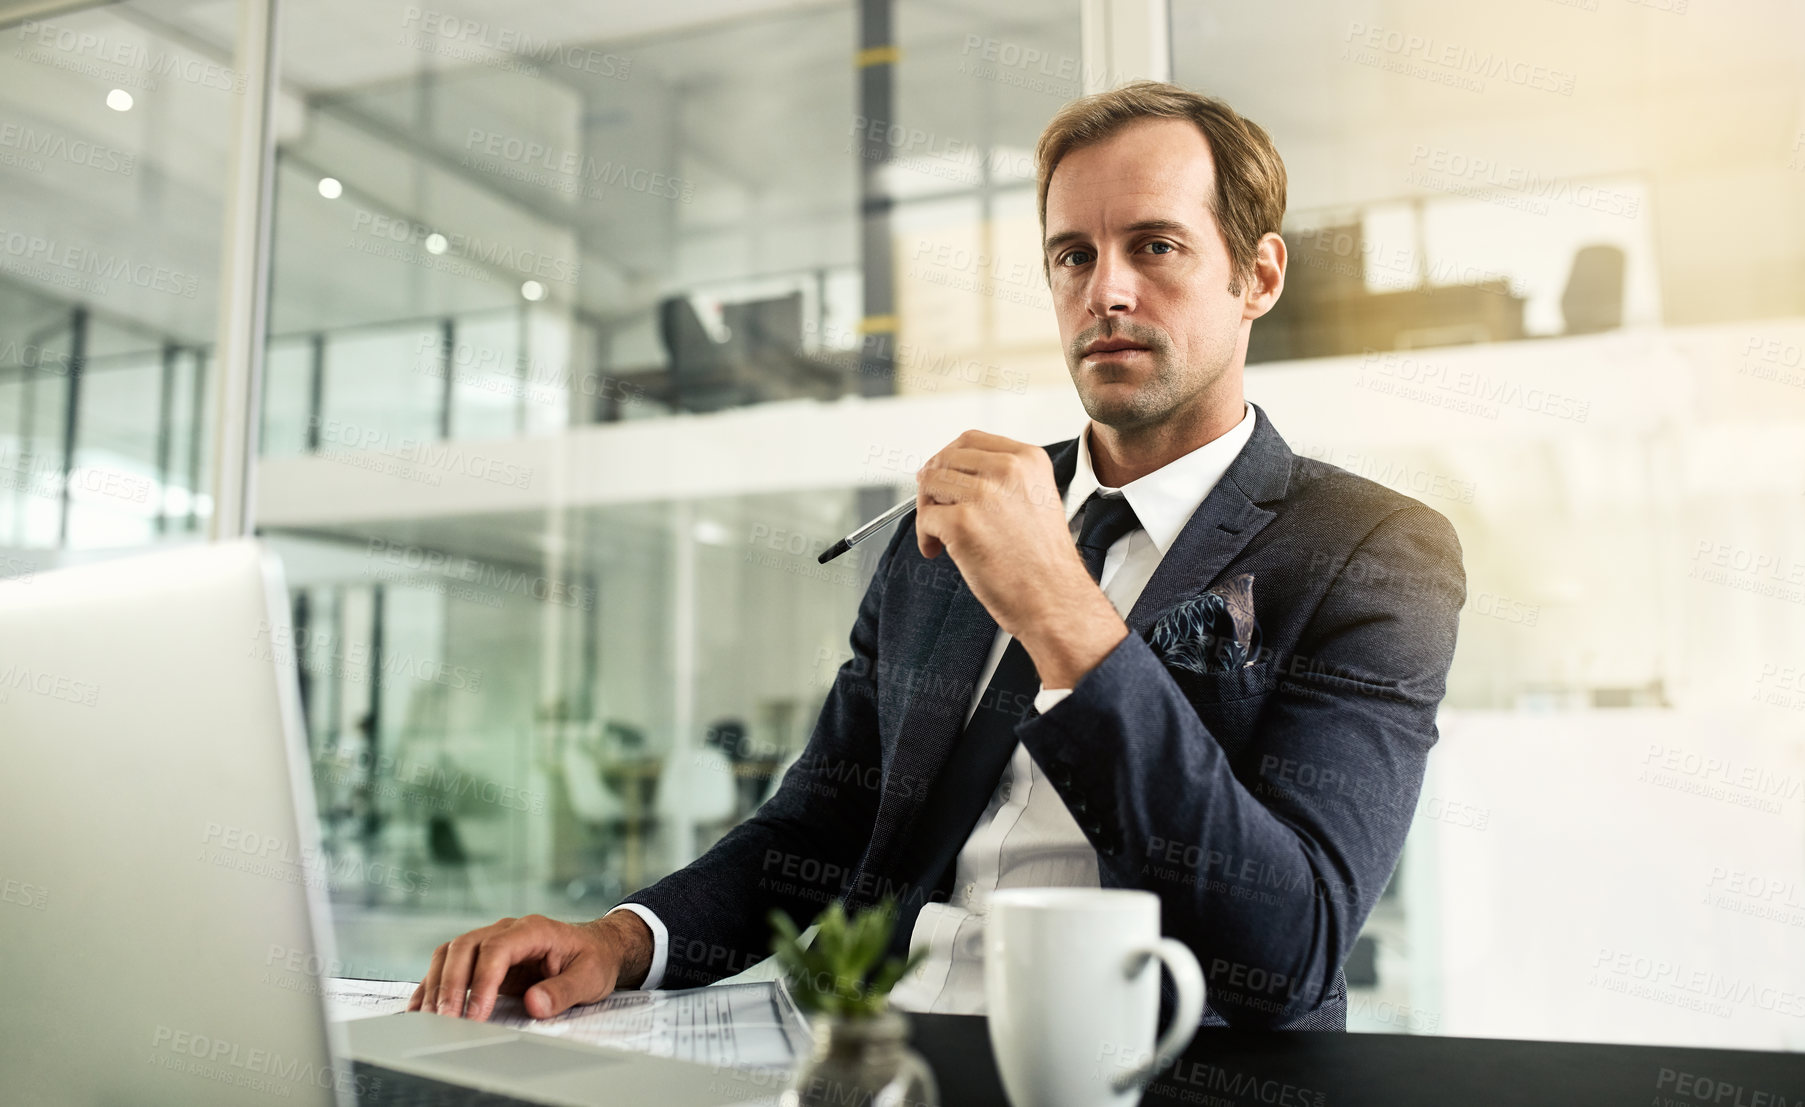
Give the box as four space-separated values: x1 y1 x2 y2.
906 1014 1805 1107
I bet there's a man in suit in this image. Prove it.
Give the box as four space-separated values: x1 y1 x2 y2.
410 80 1465 1030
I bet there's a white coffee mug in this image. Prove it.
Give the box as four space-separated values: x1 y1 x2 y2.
985 888 1205 1107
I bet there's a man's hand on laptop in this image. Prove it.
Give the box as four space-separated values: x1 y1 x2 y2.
408 911 654 1021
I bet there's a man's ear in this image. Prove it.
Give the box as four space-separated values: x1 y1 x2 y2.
1242 231 1286 322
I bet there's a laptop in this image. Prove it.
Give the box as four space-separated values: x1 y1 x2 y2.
0 539 790 1106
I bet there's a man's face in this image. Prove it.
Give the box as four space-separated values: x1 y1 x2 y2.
1043 117 1253 432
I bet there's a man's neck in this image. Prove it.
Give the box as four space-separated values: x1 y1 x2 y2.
1088 395 1247 488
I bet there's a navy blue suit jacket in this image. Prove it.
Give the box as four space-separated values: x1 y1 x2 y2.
626 403 1466 1029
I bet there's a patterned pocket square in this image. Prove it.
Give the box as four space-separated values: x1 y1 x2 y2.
1144 572 1262 674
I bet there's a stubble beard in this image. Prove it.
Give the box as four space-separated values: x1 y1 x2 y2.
1070 343 1219 436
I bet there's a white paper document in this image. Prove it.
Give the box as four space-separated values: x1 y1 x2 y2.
326 977 812 1071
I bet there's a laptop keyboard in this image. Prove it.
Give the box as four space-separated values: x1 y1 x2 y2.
354 1060 544 1106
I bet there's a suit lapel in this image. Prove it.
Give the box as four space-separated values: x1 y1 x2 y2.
1127 403 1294 633
859 437 1083 885
860 409 1294 886
1126 496 1272 633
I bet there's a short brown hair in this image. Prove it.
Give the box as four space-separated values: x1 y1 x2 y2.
1035 80 1287 294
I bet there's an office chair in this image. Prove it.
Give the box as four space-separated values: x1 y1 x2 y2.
658 293 845 413
1561 244 1626 335
560 740 628 905
727 293 844 403
658 296 760 412
652 743 740 869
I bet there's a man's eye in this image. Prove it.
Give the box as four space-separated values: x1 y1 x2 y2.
1144 241 1173 255
1060 250 1093 267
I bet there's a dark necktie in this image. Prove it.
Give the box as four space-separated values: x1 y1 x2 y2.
884 491 1142 950
1073 492 1143 584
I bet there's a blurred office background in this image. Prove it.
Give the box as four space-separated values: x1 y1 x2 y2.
1 0 1802 1050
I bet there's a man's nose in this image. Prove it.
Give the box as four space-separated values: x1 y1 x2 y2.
1086 249 1137 317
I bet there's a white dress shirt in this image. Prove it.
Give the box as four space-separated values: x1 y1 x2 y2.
613 404 1256 1001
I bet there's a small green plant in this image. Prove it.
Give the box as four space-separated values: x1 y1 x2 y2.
768 898 925 1019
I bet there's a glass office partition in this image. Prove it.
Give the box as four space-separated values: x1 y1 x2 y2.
0 0 237 566
250 0 1082 981
260 487 883 974
1171 0 1805 1047
888 0 1082 396
2 0 1798 1060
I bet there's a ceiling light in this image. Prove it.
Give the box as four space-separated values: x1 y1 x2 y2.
424 233 448 255
693 519 733 546
105 89 133 112
316 177 343 199
521 280 546 302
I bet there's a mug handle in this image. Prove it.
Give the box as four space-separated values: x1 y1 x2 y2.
875 1047 939 1107
1109 938 1206 1094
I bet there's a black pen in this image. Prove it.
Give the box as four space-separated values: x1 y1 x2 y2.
817 496 917 564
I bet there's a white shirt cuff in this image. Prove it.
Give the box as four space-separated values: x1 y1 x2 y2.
605 903 669 990
1033 687 1073 714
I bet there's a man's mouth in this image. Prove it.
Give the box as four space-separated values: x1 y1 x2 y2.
1083 340 1149 358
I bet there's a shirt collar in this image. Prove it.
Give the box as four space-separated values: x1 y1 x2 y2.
1064 402 1257 556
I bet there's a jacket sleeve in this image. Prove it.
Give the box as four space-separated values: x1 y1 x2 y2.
1017 504 1465 1027
619 522 907 988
